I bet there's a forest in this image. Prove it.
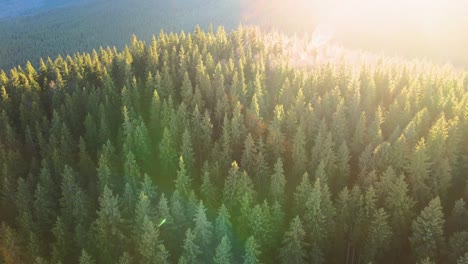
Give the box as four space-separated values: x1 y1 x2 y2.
0 0 242 71
0 26 467 264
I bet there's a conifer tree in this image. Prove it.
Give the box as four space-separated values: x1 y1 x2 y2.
180 128 195 176
363 208 393 263
213 236 233 264
160 127 177 178
243 236 261 264
292 125 308 177
280 216 307 264
294 172 312 213
94 186 125 263
193 201 214 261
175 156 192 197
270 158 286 204
79 250 95 264
410 197 446 262
180 228 201 264
215 204 233 245
200 162 217 207
138 216 163 264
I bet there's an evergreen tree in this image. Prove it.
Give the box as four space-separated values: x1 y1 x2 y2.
447 231 468 263
79 250 95 264
243 236 261 264
294 172 312 213
180 228 201 264
180 130 195 172
280 216 307 264
215 204 233 245
160 127 177 178
138 216 163 264
270 158 286 204
201 162 217 208
241 133 257 174
94 186 125 263
175 156 192 197
213 236 233 264
292 125 308 177
363 208 393 263
410 197 446 262
193 201 214 261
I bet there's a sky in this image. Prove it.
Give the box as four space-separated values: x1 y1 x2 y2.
242 0 468 66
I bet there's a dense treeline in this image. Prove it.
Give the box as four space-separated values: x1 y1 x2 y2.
0 26 467 264
0 0 242 71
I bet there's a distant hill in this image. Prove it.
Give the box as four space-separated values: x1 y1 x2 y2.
0 0 242 71
0 0 90 20
0 0 467 71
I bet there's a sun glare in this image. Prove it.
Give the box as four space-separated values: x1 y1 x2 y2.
244 0 468 65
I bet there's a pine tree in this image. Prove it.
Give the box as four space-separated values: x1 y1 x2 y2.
410 197 446 262
180 128 195 176
270 158 286 204
377 167 415 253
448 199 467 233
124 151 141 190
180 228 201 264
79 250 95 264
213 236 233 264
157 193 173 228
333 142 351 191
241 133 257 174
201 162 217 208
280 216 308 264
134 192 153 236
267 105 285 162
406 138 432 205
294 172 312 213
223 161 255 210
160 127 177 177
215 204 233 245
138 216 163 264
193 201 214 261
447 231 468 263
243 236 261 264
310 127 336 176
175 156 192 197
94 186 125 263
292 125 308 177
14 178 33 237
97 151 112 195
51 217 71 264
33 164 57 238
139 174 158 204
363 208 393 263
247 201 272 249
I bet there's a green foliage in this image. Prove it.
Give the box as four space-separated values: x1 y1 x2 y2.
410 197 446 262
0 26 465 264
243 236 261 264
280 216 307 264
213 236 233 264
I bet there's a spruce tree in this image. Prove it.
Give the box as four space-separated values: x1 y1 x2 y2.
410 197 446 262
280 216 307 264
213 236 233 264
